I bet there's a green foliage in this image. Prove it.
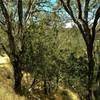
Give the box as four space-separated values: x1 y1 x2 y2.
16 12 100 97
0 0 100 99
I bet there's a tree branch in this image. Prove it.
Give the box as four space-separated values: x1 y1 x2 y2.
76 22 89 46
0 0 16 56
24 0 32 21
76 0 82 19
67 0 70 8
60 0 76 22
60 0 70 13
84 0 90 22
18 0 23 33
92 6 100 44
60 0 90 46
0 0 10 23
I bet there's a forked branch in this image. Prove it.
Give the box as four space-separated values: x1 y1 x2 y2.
0 0 16 55
92 6 100 44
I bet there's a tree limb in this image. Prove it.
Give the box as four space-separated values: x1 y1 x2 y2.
76 0 82 19
0 0 16 56
92 6 100 44
0 0 10 23
60 0 89 45
24 0 32 21
84 0 90 22
18 0 23 33
67 0 70 8
60 0 70 13
60 0 76 22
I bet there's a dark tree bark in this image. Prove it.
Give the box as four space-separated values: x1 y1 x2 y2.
13 55 23 94
86 44 95 100
44 79 48 95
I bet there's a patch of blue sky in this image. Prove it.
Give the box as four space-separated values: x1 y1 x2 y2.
41 0 57 12
50 0 56 4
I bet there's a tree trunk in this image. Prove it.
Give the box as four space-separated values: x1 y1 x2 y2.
86 44 95 100
44 79 48 95
94 62 100 99
13 56 23 95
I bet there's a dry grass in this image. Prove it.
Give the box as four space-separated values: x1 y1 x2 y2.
0 54 27 100
54 86 80 100
0 82 26 100
0 53 80 100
